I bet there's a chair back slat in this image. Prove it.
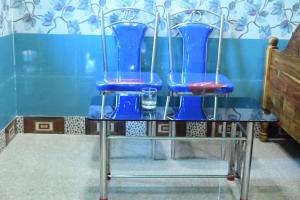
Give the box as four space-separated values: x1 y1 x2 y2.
112 23 147 74
177 24 213 76
168 9 223 79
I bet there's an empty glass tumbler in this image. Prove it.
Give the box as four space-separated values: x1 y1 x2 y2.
141 88 157 110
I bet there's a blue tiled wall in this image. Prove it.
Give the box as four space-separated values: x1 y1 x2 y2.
14 33 288 116
0 35 16 130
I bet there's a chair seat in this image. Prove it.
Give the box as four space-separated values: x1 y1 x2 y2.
96 72 163 91
168 73 234 94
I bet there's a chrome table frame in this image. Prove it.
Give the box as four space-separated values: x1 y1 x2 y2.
98 119 255 200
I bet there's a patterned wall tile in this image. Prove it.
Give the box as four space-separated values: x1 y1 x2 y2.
0 129 6 153
24 117 64 134
15 116 24 134
64 116 85 135
8 0 300 39
0 0 12 36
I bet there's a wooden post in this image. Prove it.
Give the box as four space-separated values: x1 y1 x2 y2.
260 37 279 142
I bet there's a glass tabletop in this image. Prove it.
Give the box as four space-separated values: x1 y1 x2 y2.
87 96 277 122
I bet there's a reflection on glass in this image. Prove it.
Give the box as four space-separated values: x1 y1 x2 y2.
85 52 95 73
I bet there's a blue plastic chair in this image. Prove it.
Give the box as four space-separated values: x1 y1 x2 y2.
97 8 162 120
163 10 235 160
164 10 234 120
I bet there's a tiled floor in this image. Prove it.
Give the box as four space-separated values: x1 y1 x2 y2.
0 134 299 200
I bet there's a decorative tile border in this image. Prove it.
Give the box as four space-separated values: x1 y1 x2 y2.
1 116 262 143
0 114 265 157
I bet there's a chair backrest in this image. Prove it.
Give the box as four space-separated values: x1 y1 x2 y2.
167 9 224 82
101 8 159 77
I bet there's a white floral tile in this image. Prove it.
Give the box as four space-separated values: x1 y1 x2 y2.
5 0 299 39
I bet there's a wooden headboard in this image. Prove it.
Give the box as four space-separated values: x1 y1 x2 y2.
262 25 300 143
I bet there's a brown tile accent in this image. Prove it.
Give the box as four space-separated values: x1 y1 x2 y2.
85 119 98 135
5 120 16 145
176 122 187 137
24 117 64 134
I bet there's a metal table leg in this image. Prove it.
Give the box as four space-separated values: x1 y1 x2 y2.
101 93 110 180
227 122 237 181
107 124 111 180
221 122 226 159
148 121 157 160
240 122 254 200
100 121 108 200
164 95 170 120
236 129 246 179
170 121 176 160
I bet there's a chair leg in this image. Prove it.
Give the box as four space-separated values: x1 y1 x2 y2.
221 122 226 159
107 123 111 180
227 122 237 181
101 93 106 119
164 95 171 120
211 122 216 137
213 95 218 119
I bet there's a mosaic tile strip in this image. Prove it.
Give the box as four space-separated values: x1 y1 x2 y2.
0 129 6 153
186 122 207 137
64 116 86 135
254 122 261 138
126 121 147 136
15 116 24 134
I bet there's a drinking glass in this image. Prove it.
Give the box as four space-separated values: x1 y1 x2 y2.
141 88 157 110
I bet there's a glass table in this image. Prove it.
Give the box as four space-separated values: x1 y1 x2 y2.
88 96 277 200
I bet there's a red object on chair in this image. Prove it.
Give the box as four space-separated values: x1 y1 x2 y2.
188 82 227 94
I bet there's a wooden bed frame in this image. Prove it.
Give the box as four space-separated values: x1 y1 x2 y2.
260 25 300 143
